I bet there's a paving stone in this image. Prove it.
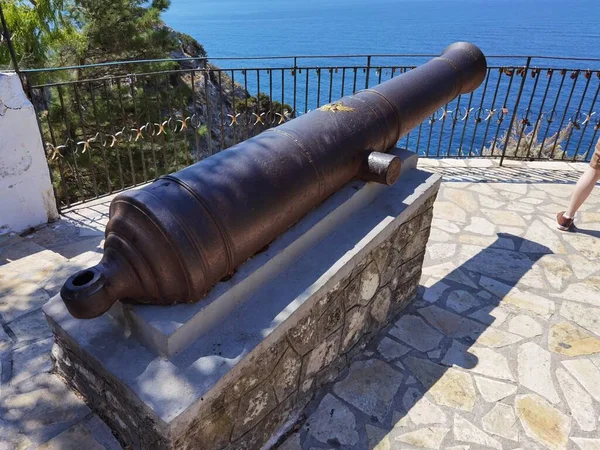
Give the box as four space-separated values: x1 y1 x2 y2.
518 342 560 404
10 338 53 385
453 414 501 449
520 197 545 205
427 349 442 359
475 327 523 348
551 277 600 307
518 264 549 289
395 427 450 449
462 247 540 285
481 209 527 227
431 218 461 234
429 229 452 242
496 183 528 194
572 438 600 450
389 315 444 352
556 368 596 432
472 183 500 197
476 290 493 300
498 225 525 236
535 184 572 198
418 305 485 339
464 217 496 236
304 394 359 446
37 416 120 450
446 446 470 450
515 394 571 450
458 234 515 249
529 187 548 199
540 256 573 290
0 248 68 295
377 336 411 361
441 341 515 381
580 211 600 223
562 359 600 402
0 417 34 450
405 357 476 412
0 373 91 445
478 194 505 209
446 290 480 313
422 280 450 303
433 201 467 223
468 305 509 327
0 270 50 323
568 254 600 280
365 425 390 450
563 233 600 260
392 410 411 428
520 220 566 254
560 302 600 337
7 309 53 343
509 314 543 338
0 326 11 355
480 277 555 319
333 359 402 421
422 263 478 289
482 403 519 441
402 387 447 425
427 243 457 260
278 432 301 450
549 322 600 357
444 188 479 213
474 376 517 403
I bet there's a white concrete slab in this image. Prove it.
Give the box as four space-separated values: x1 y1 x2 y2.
44 166 441 431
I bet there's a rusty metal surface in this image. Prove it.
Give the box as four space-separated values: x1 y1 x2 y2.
60 42 487 319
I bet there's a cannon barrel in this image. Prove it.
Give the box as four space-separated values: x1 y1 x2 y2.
61 42 487 319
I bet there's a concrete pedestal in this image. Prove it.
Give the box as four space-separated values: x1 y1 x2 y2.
43 150 440 450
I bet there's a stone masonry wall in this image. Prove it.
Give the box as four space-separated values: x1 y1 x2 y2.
175 192 437 450
49 190 437 450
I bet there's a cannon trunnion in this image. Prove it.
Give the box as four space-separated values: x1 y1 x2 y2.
61 42 487 319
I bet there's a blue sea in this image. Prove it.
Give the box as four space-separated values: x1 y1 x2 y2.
163 0 600 159
164 0 599 60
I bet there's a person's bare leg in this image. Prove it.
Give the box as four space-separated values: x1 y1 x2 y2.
565 166 600 218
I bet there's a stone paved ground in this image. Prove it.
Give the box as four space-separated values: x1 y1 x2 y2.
1 160 600 449
281 161 600 450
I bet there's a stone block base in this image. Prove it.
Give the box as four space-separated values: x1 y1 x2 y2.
43 164 440 450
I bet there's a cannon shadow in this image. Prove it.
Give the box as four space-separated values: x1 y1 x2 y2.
296 231 551 449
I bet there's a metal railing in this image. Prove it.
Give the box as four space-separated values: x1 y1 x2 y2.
14 54 600 210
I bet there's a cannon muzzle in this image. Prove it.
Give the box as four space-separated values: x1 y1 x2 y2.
61 42 487 319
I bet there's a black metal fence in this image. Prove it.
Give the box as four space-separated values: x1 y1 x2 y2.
15 54 600 210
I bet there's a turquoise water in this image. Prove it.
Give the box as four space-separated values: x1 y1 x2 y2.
163 0 600 59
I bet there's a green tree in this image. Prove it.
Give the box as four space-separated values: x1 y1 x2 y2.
0 0 81 69
1 0 201 71
68 0 177 66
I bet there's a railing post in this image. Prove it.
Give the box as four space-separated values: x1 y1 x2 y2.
365 56 371 89
500 56 531 166
293 56 297 115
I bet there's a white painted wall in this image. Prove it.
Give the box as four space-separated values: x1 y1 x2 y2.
0 72 59 235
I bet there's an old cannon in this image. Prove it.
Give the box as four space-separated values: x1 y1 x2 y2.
61 42 487 319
